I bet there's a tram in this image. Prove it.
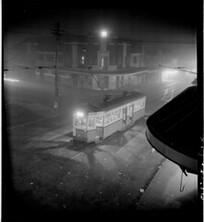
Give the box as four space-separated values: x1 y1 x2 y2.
73 91 146 143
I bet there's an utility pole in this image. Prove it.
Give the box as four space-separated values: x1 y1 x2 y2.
51 21 64 110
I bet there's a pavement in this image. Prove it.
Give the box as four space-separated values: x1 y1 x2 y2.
138 159 199 211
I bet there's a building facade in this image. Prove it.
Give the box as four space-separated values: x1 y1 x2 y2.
20 35 145 71
38 67 159 91
5 34 163 90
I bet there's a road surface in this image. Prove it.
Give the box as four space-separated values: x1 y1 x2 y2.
3 69 198 220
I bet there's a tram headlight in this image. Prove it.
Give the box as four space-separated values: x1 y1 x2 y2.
76 111 84 118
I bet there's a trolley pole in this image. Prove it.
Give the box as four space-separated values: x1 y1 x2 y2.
52 22 64 110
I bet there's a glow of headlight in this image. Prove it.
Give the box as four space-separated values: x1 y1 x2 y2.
76 111 84 118
161 69 178 82
162 69 178 76
4 77 20 82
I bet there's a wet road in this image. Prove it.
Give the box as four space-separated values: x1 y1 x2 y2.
6 69 194 150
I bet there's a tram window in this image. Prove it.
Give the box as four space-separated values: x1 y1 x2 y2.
108 113 113 123
117 110 119 119
112 112 114 122
104 114 109 125
104 112 115 125
75 118 86 128
116 110 119 119
119 109 122 118
115 109 118 118
115 111 118 120
111 112 115 121
96 115 103 126
134 104 137 112
122 108 126 120
113 109 121 122
129 105 133 118
112 112 115 121
127 106 130 116
88 117 95 128
104 114 107 124
112 111 116 121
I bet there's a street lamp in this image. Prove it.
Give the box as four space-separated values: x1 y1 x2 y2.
99 29 109 70
100 30 108 38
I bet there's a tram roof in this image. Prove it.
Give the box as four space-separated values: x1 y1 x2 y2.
87 91 146 112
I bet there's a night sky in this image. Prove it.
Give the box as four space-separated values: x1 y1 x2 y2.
3 0 200 38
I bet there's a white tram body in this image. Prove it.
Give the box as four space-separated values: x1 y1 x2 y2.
73 92 146 143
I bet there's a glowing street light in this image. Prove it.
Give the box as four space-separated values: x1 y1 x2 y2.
100 30 108 38
99 29 109 69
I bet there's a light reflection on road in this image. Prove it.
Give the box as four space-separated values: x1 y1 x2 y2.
141 69 195 113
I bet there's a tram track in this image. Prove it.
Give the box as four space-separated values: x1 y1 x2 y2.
6 111 73 151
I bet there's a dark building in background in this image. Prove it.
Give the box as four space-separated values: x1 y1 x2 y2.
4 33 175 90
9 34 147 70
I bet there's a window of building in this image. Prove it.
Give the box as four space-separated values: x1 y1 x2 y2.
81 56 85 64
121 76 124 87
58 55 63 63
80 77 84 85
133 56 138 64
46 54 54 62
38 54 44 61
84 75 88 82
128 76 132 85
101 58 104 67
104 76 109 89
88 77 92 86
